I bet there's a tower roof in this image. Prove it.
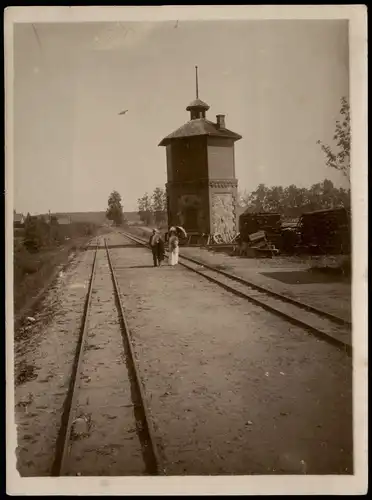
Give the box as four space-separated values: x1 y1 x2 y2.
158 118 242 146
186 98 210 111
159 65 242 146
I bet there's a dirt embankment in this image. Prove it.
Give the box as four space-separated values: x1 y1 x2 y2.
14 246 97 477
13 226 111 331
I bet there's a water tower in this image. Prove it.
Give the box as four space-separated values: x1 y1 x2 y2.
158 67 242 242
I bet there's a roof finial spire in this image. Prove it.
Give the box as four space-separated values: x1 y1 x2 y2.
195 65 199 99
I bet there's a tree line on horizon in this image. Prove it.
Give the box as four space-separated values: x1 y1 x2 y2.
137 187 167 226
105 188 167 227
238 179 350 219
21 213 97 252
134 178 351 227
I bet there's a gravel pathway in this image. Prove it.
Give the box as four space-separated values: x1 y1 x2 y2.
107 232 352 475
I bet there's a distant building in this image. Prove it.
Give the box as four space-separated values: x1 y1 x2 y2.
13 211 25 228
56 216 71 225
159 67 242 242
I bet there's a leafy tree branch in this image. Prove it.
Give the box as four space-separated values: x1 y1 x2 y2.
317 96 350 183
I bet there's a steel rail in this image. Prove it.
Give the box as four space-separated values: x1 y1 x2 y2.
104 238 165 475
176 253 351 327
52 239 99 476
53 237 164 476
119 230 350 326
119 230 351 357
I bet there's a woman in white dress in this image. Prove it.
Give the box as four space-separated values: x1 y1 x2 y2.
168 228 179 266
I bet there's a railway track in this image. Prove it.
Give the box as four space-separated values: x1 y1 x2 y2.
52 236 162 476
120 230 352 356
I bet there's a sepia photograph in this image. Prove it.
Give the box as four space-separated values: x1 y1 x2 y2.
5 5 367 496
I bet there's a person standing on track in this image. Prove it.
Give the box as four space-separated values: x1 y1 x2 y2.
168 227 179 266
149 229 163 267
157 234 165 266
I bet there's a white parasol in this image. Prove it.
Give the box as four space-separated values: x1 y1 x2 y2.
176 226 187 238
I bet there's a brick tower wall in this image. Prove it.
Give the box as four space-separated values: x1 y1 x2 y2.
166 137 211 233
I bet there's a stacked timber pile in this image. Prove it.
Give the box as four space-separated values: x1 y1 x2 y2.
299 207 351 254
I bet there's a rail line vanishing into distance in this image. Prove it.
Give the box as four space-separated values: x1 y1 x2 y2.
52 236 163 477
15 228 352 477
119 230 352 356
47 228 351 476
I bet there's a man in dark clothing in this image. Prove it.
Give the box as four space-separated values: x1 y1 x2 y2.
157 236 165 266
149 229 164 267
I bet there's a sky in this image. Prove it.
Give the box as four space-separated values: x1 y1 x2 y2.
13 20 349 215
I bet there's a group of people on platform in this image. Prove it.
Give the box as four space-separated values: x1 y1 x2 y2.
148 227 179 267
